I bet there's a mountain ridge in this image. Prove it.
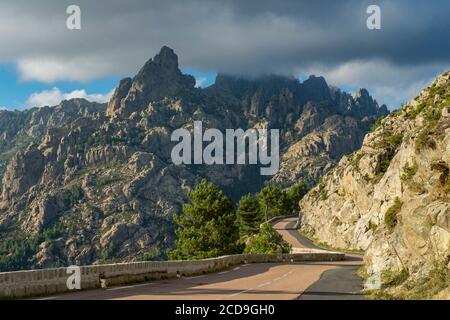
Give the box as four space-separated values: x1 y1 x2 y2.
0 47 388 270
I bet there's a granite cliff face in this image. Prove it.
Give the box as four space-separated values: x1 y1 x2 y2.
0 47 388 270
300 71 450 298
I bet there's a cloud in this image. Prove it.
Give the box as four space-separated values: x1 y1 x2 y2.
26 87 113 108
302 59 448 108
0 0 449 107
17 57 117 83
195 77 207 88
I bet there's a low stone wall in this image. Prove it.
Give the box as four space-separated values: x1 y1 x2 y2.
0 252 344 299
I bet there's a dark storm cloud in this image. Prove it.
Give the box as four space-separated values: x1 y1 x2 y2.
0 0 449 106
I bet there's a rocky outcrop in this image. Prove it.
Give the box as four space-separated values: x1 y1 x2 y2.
300 71 450 298
106 46 196 117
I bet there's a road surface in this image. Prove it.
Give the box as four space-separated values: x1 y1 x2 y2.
38 217 365 300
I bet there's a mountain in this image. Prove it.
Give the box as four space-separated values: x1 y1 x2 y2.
299 71 450 299
0 47 388 270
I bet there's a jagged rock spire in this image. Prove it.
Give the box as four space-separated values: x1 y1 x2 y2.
107 46 195 117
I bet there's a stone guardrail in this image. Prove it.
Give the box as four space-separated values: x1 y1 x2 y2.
0 252 344 299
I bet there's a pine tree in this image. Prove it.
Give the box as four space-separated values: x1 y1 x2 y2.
258 184 290 219
169 179 241 260
286 181 309 214
237 194 262 237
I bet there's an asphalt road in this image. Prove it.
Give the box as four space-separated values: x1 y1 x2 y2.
37 217 365 300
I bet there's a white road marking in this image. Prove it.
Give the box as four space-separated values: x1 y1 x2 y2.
226 270 294 296
106 283 152 291
257 281 272 288
229 288 254 297
35 296 59 300
218 271 230 275
185 275 205 280
233 267 240 271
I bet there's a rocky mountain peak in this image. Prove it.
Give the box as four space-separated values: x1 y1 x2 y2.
299 75 331 103
107 46 196 117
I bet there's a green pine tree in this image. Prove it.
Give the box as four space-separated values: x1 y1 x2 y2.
286 181 309 214
237 194 262 237
169 179 241 260
258 184 290 219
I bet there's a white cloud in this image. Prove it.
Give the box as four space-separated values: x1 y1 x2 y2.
26 87 114 108
301 59 449 109
17 57 118 83
195 77 207 88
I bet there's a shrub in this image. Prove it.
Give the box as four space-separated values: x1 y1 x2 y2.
368 221 378 233
95 175 119 188
401 161 418 181
370 115 385 132
386 134 403 149
244 223 291 254
379 159 391 174
381 268 409 288
65 184 84 208
415 125 437 151
406 103 426 119
350 152 364 168
384 197 403 232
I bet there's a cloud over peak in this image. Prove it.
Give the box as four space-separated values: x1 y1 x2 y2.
26 87 113 108
0 0 449 108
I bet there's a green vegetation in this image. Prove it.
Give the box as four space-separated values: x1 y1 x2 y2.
101 243 119 261
0 237 40 272
415 124 438 151
370 115 385 132
368 221 378 233
378 159 391 175
384 197 403 233
366 259 450 300
95 174 120 188
406 102 426 120
169 179 241 260
401 161 418 181
285 181 309 214
258 184 290 219
413 82 448 153
84 126 146 151
65 184 84 208
373 133 404 178
401 260 450 299
236 194 262 237
0 220 67 272
318 179 328 200
386 133 404 149
381 268 409 288
350 152 364 168
243 224 291 254
170 179 308 260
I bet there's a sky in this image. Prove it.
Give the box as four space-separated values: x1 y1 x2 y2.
0 0 449 110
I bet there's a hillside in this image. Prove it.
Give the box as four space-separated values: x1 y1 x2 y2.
299 71 450 299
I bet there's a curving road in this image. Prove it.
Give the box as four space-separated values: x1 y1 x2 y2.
37 217 365 300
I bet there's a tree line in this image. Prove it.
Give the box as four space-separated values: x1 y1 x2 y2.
169 179 309 260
